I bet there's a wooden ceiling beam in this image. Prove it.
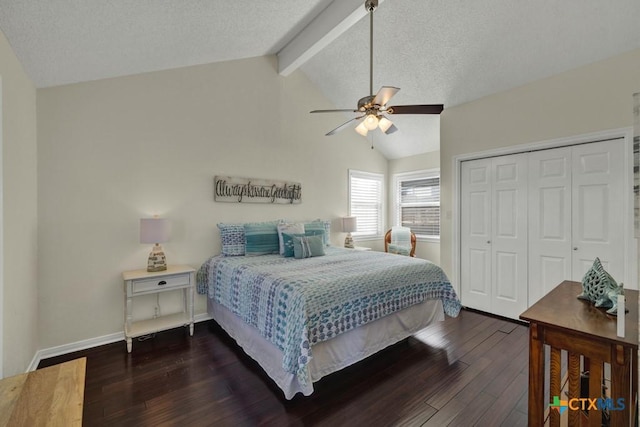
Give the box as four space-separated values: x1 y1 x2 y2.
277 0 385 76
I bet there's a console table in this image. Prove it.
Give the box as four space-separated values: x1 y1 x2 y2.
520 281 637 426
0 357 86 426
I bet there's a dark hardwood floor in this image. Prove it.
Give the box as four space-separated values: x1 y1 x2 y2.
38 309 529 426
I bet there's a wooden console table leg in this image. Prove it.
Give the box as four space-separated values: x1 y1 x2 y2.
588 359 602 427
610 344 631 427
528 322 545 426
549 347 561 426
567 352 581 426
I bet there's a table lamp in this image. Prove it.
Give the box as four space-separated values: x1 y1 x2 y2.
342 216 357 249
140 217 170 272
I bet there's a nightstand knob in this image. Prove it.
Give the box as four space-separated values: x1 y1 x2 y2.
158 280 167 286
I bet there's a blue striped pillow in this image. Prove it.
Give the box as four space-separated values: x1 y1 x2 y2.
244 221 280 256
304 220 331 246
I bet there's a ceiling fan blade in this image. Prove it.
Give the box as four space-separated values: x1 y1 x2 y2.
386 104 444 115
383 123 398 134
372 86 400 107
310 109 358 113
326 116 364 136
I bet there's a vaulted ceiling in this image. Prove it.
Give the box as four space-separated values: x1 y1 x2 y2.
1 0 639 159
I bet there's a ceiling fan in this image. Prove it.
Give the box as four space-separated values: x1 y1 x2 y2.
311 0 444 137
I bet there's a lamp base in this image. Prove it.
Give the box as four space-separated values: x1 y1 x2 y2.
344 233 354 249
147 244 167 272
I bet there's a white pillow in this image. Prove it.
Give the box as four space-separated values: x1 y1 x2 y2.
277 223 305 255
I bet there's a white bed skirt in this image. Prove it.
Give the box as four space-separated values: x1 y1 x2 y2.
208 297 445 399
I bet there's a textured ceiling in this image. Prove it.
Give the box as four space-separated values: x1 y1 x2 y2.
1 0 639 159
0 0 331 86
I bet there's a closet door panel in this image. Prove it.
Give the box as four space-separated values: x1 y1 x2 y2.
528 148 572 305
491 154 528 318
539 255 568 287
495 251 518 300
460 159 492 312
495 189 517 237
576 184 608 241
467 249 490 295
571 140 625 281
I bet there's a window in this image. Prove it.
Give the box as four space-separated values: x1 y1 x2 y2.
393 170 440 239
349 170 384 238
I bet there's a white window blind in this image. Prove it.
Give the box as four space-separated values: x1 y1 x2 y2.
349 170 383 238
394 171 440 238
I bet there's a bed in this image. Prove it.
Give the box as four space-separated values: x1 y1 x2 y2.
196 244 460 399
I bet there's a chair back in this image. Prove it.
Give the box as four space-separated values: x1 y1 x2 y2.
384 228 416 257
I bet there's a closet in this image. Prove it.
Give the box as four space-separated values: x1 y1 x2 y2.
460 139 626 319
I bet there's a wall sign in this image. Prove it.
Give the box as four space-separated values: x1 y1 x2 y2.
214 176 302 204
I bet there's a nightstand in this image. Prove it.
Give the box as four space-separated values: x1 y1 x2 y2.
122 265 195 352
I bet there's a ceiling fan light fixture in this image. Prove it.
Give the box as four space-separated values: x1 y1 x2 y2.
364 114 379 130
378 116 393 133
355 121 369 136
309 0 443 138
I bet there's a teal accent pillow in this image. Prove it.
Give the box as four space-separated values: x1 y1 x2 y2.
282 230 324 257
277 222 305 255
304 219 331 246
293 234 326 259
244 221 280 256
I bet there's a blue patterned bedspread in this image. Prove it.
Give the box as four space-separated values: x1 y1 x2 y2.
196 247 460 386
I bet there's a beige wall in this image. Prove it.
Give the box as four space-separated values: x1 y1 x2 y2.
440 48 640 291
388 151 441 264
37 55 388 349
0 29 38 376
30 39 640 359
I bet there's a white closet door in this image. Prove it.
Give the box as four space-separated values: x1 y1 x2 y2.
460 158 492 312
461 138 628 319
528 147 573 305
571 139 625 282
491 154 529 318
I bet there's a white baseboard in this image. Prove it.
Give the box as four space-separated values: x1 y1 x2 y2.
27 331 123 372
27 313 214 372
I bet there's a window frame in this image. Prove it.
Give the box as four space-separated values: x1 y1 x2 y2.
348 169 384 240
392 168 440 241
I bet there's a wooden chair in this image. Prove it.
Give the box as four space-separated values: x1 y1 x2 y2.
384 229 417 257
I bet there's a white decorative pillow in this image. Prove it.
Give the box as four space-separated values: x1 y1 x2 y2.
277 223 305 255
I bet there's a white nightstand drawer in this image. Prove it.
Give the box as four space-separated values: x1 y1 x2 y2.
131 273 190 294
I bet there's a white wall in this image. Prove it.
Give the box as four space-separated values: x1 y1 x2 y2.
440 48 640 292
0 29 38 376
36 55 388 349
388 151 440 264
